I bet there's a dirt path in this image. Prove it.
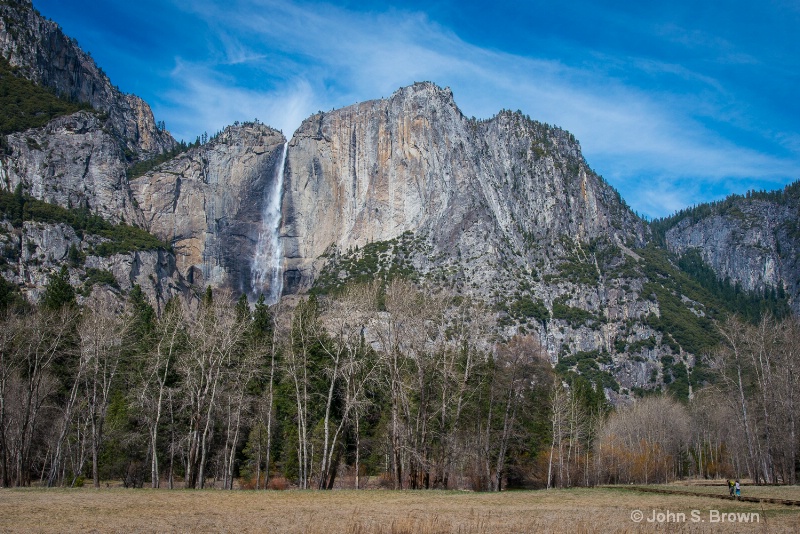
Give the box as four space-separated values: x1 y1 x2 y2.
619 485 800 507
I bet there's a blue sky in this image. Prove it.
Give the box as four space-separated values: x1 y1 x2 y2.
33 0 800 218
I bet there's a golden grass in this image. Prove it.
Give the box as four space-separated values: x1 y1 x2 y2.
1 486 798 533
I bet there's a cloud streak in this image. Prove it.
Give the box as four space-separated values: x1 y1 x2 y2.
150 0 800 218
160 61 316 140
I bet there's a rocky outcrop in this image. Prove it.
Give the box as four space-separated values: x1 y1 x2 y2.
131 123 286 294
0 0 175 158
282 82 647 294
0 111 141 224
0 219 184 312
663 187 800 313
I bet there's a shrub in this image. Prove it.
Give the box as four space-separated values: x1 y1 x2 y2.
267 476 289 490
552 299 597 326
509 297 549 323
83 268 119 289
0 188 170 255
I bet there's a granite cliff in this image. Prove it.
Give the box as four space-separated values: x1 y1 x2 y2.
1 111 141 224
659 184 800 315
282 83 646 294
277 83 697 396
0 0 174 158
0 0 183 308
131 123 286 294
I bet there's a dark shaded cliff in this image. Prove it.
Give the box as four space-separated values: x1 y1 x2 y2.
656 183 800 315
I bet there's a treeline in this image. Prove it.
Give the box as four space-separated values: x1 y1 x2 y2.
0 280 561 490
0 186 171 257
126 122 263 181
566 314 800 486
1 277 798 490
126 142 193 180
650 180 800 244
677 249 790 322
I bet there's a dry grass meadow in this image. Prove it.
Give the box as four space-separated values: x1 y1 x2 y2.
1 485 799 533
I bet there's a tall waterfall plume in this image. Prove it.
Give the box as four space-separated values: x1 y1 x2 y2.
251 142 288 303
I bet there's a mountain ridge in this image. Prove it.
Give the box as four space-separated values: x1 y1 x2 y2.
0 0 175 158
282 82 647 295
656 181 800 315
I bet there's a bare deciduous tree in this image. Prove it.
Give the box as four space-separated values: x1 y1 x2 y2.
316 284 379 489
486 336 547 491
178 290 247 489
284 297 317 489
133 300 184 488
79 299 130 488
0 307 76 487
597 396 690 484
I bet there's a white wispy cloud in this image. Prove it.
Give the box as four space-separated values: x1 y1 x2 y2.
155 0 799 218
160 59 316 140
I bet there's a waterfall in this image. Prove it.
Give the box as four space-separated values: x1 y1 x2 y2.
251 142 288 303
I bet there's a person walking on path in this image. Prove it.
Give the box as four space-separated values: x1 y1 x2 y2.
727 479 734 497
735 480 741 499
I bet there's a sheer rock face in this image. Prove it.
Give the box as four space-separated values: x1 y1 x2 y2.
281 82 647 294
0 112 141 224
0 0 176 222
0 220 182 312
0 0 175 158
665 195 800 314
131 124 286 294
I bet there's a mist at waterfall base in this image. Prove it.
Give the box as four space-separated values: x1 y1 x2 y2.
250 142 288 304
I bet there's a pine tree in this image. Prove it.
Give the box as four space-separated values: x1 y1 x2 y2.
11 183 25 226
235 293 250 322
203 285 213 306
41 265 75 310
0 276 24 312
128 284 155 343
252 294 272 341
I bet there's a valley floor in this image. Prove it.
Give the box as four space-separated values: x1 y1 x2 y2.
1 484 799 533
